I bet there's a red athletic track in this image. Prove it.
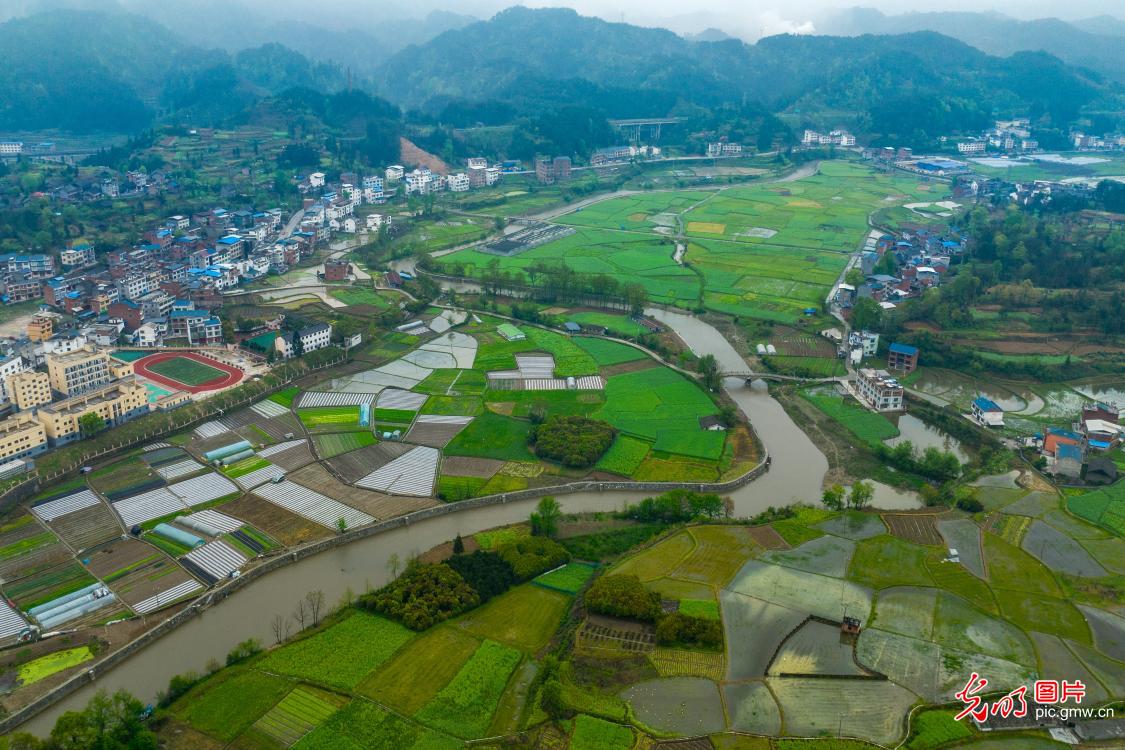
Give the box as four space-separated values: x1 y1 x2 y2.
132 351 244 394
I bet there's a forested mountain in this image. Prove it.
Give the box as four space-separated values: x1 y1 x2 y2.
817 8 1125 83
376 7 1114 145
0 10 352 132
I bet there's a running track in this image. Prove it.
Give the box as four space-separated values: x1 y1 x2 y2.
132 352 244 394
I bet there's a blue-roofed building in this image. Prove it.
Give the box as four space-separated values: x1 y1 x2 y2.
887 342 919 373
971 396 1004 427
168 309 222 343
1054 443 1083 479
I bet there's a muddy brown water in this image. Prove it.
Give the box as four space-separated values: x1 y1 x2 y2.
20 306 920 735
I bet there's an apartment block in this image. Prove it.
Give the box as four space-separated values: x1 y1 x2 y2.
37 378 149 445
46 348 113 396
0 413 48 461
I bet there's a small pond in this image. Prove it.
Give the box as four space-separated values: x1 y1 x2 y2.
885 414 969 462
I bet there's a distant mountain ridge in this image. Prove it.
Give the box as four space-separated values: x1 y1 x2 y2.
817 7 1125 82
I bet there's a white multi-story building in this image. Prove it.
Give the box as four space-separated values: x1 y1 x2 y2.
466 157 488 169
856 368 904 412
275 322 333 358
0 142 23 156
60 243 96 268
366 213 392 232
957 141 986 154
707 142 743 157
0 356 31 406
385 165 405 181
446 173 470 192
308 172 326 188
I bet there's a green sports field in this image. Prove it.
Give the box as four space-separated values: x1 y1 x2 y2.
146 356 227 386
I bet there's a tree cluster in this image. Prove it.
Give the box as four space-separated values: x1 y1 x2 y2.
360 563 480 631
529 416 616 468
6 689 156 750
873 440 962 482
443 550 517 603
621 490 729 523
655 612 724 649
497 535 570 580
584 574 661 621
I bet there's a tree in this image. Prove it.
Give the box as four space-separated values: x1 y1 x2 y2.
78 412 107 438
849 480 874 509
530 496 562 538
697 354 722 392
270 614 290 645
850 297 882 332
821 484 845 510
845 268 865 288
292 599 308 631
49 689 156 750
452 534 465 554
306 590 325 626
336 516 347 533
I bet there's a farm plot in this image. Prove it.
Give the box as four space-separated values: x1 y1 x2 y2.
312 431 377 459
217 494 331 547
289 464 439 519
182 540 247 585
871 586 938 640
455 584 570 652
297 406 364 433
720 591 807 679
611 529 694 581
1077 605 1125 661
82 537 196 610
762 535 855 578
40 500 122 552
243 685 346 748
728 560 874 625
413 638 523 739
1001 491 1058 517
669 525 760 587
293 698 460 750
173 668 294 742
722 681 781 735
88 457 163 499
354 445 441 496
0 514 70 582
534 562 596 594
855 628 942 700
801 390 898 446
260 611 414 691
648 647 725 681
619 676 725 736
932 591 1035 665
937 519 985 578
1021 520 1106 578
569 715 634 750
768 619 871 676
297 391 376 409
253 480 374 530
262 441 316 472
168 473 239 507
815 511 886 540
768 677 916 746
356 626 480 713
325 442 412 483
1029 632 1110 705
405 414 474 448
5 561 97 610
111 487 186 528
439 229 702 306
882 513 944 546
573 337 648 366
230 461 287 490
594 435 651 476
0 599 28 640
596 367 724 460
850 535 936 590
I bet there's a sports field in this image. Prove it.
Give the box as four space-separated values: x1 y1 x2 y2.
134 351 243 392
436 161 938 322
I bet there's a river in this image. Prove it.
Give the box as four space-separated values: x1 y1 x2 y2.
21 301 919 734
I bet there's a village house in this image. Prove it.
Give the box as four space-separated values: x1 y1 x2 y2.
856 368 904 412
970 396 1005 427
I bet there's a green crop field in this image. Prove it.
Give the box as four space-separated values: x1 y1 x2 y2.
570 715 634 750
329 287 394 308
533 562 597 594
17 646 94 687
146 356 227 386
294 698 460 750
268 387 301 408
245 685 345 747
297 406 361 428
595 435 652 476
438 162 938 322
223 456 271 478
259 612 415 690
357 626 481 713
175 668 294 742
573 336 648 365
596 367 725 460
1068 483 1125 537
445 411 534 461
413 639 522 739
569 313 648 337
314 431 377 459
455 585 570 652
6 561 97 609
802 390 899 446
